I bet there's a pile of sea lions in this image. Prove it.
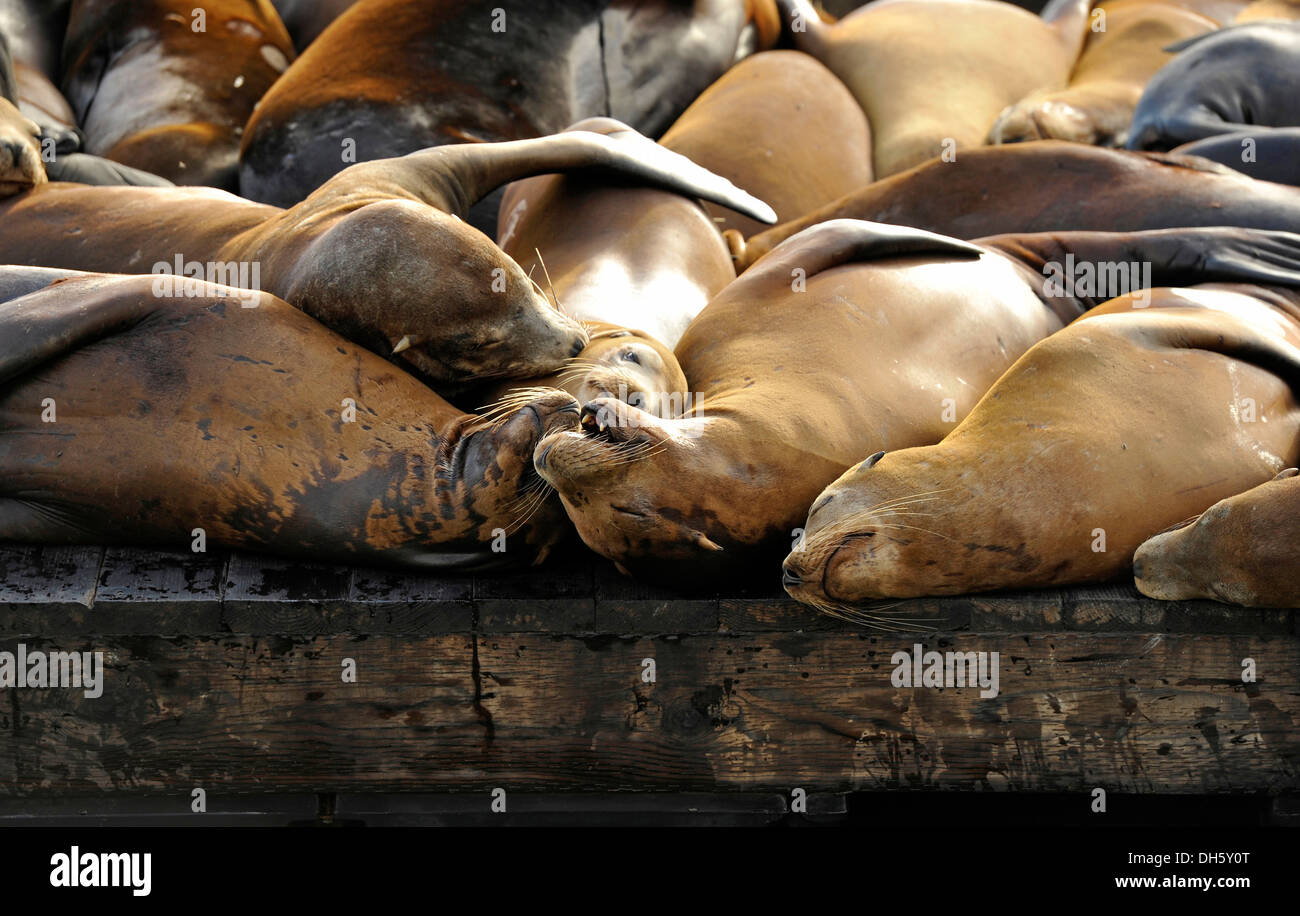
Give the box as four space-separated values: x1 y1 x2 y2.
2 0 1300 612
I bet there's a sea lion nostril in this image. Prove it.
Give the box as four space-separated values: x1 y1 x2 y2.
782 566 802 586
1131 559 1144 580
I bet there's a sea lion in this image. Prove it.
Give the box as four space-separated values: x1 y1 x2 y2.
1172 128 1300 185
0 96 44 197
989 0 1216 146
270 0 359 49
533 220 1299 580
240 0 780 209
60 0 295 190
0 268 582 567
1235 0 1300 21
783 280 1300 606
485 116 738 416
1126 22 1300 152
1133 467 1300 606
776 0 1093 177
0 124 774 394
731 142 1300 270
657 49 873 239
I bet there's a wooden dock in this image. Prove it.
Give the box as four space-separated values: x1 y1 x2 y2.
1 541 1296 812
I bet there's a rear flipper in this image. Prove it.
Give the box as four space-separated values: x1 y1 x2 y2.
980 226 1300 318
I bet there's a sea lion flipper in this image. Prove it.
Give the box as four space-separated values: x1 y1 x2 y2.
982 227 1300 313
751 219 984 280
382 121 780 225
0 272 155 386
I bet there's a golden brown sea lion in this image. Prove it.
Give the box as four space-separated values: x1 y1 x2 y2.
0 125 775 395
989 0 1216 146
657 49 873 239
533 221 1300 581
0 96 45 197
777 0 1093 176
0 268 580 567
1133 467 1300 606
783 279 1300 606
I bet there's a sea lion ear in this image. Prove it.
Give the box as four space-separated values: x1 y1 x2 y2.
862 450 886 470
1274 468 1300 480
688 529 725 552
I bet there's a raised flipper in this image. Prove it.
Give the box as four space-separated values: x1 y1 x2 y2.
980 226 1300 316
0 266 94 304
311 119 778 227
729 218 984 297
0 271 161 385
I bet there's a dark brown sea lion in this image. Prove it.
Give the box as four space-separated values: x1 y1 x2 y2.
240 0 780 210
1134 467 1300 606
989 0 1215 146
0 268 581 567
1126 22 1300 152
732 142 1300 269
0 125 775 394
776 0 1093 177
533 220 1299 580
657 49 873 239
783 280 1300 606
60 0 295 190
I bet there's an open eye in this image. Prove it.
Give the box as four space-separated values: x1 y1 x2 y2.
622 350 641 365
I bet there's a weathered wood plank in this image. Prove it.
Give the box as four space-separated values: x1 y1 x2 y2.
1 632 1294 794
91 547 225 634
0 545 103 634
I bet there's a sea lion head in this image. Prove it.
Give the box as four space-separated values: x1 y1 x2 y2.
781 448 972 608
0 98 46 198
561 324 690 420
447 388 585 564
1132 468 1300 605
533 398 725 572
288 198 590 389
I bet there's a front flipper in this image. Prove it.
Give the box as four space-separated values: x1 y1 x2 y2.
744 218 984 288
982 226 1300 316
319 120 778 227
0 271 161 385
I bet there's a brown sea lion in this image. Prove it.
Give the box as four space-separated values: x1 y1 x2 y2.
777 0 1093 177
0 96 44 197
533 220 1300 580
989 0 1215 146
239 0 780 210
498 119 740 351
732 142 1300 270
0 268 581 568
1134 467 1300 606
0 125 775 395
657 49 873 239
0 0 72 83
60 0 295 190
783 279 1300 606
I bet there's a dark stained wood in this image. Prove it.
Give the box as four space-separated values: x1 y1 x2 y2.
0 543 1296 796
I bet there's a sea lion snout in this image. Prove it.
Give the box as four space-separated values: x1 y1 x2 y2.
0 99 45 196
